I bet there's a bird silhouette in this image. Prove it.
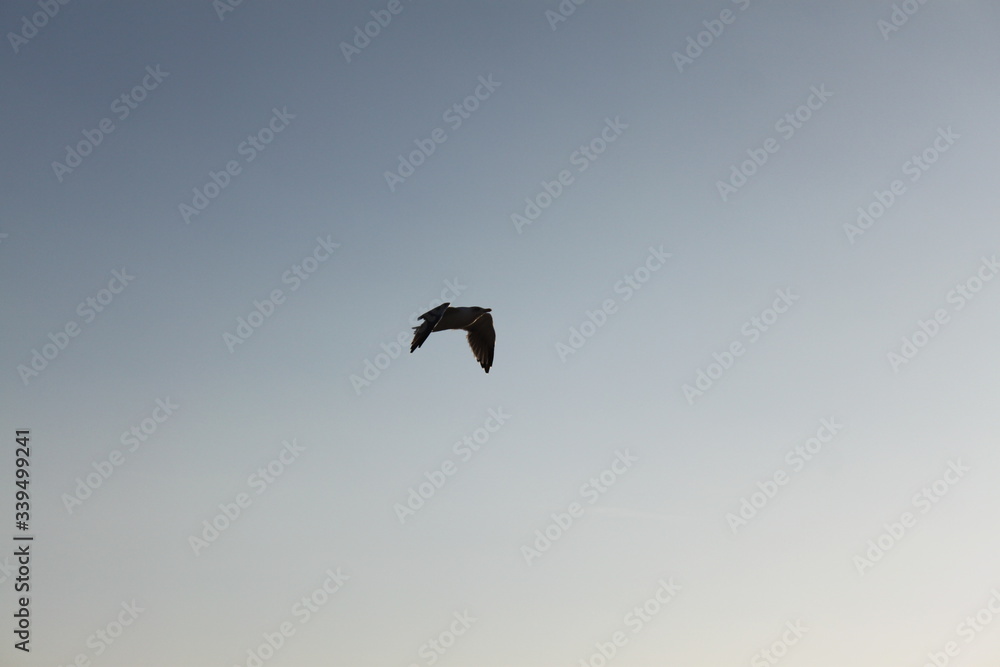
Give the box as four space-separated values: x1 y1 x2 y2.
410 303 495 373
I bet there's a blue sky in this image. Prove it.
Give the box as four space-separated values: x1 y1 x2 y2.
3 1 1000 666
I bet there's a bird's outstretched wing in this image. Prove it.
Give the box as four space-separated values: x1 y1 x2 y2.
464 312 495 373
410 302 450 353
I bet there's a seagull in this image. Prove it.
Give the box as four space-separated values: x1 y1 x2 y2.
410 303 495 373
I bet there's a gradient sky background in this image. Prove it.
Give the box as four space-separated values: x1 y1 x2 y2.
3 1 1000 666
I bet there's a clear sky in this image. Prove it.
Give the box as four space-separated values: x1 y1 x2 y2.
3 1 1000 666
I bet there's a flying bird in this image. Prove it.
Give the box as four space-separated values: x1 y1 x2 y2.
410 303 495 373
